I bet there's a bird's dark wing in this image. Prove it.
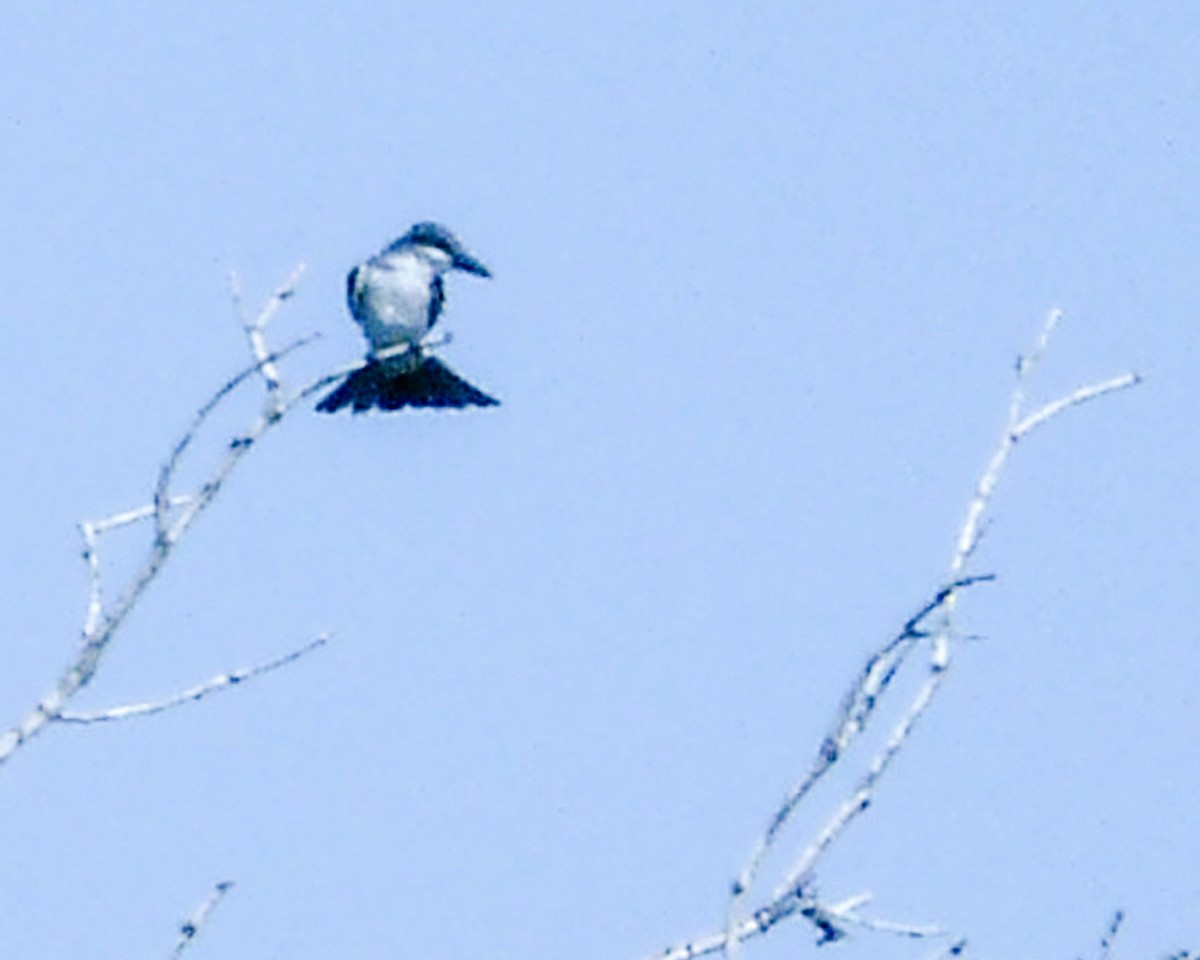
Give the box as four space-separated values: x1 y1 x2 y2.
346 265 365 317
426 274 445 330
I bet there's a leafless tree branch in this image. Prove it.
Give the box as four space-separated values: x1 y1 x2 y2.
0 265 332 768
1094 910 1124 960
58 635 328 724
925 937 968 960
166 881 235 959
642 310 1143 960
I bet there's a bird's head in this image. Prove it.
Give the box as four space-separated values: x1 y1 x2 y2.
392 222 492 278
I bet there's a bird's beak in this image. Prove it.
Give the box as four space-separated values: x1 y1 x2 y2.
453 251 492 278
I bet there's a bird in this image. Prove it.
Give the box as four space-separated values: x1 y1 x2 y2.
316 222 498 413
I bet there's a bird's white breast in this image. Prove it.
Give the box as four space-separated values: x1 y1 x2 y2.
352 250 436 351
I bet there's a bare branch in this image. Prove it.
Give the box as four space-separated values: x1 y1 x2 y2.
0 265 328 769
231 264 306 411
952 311 1140 576
78 497 196 637
78 519 104 639
1013 373 1141 439
822 893 942 938
167 881 235 959
925 938 969 960
1095 910 1124 960
714 308 1141 954
92 497 197 537
59 635 328 724
648 890 813 960
726 576 994 922
649 885 937 960
152 332 318 543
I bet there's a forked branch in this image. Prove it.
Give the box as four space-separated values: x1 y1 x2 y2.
645 309 1141 960
0 266 331 768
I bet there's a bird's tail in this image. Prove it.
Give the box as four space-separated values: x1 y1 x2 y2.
316 355 499 414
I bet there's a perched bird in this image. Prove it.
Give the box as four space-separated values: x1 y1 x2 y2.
316 222 498 413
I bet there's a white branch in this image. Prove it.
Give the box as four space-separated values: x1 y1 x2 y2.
59 635 328 724
1013 373 1141 439
230 264 305 412
649 886 937 960
0 265 330 769
925 938 969 960
78 497 196 636
92 497 197 536
713 309 1140 955
1096 910 1124 960
167 881 235 959
822 892 942 938
152 332 317 544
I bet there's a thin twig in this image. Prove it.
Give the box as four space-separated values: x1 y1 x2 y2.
78 497 195 637
0 265 326 769
1096 910 1124 960
726 576 994 921
59 635 328 724
823 893 942 938
652 891 811 960
79 520 104 638
709 309 1141 957
1013 373 1141 439
153 333 317 542
92 497 196 536
231 264 306 412
925 937 969 960
653 885 938 960
167 881 235 959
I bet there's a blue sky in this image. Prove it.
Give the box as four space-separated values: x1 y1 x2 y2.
0 3 1196 958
